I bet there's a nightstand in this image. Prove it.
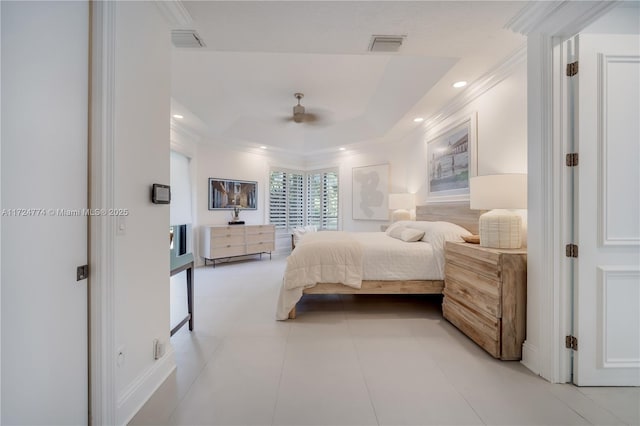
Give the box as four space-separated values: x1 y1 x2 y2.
443 241 527 360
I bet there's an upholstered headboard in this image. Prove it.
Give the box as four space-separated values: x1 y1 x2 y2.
416 202 482 234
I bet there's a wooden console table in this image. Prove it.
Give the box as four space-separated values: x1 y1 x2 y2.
170 258 194 336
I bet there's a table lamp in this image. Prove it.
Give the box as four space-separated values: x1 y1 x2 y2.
470 174 527 249
388 193 415 222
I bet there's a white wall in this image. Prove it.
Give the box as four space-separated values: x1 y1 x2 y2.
112 3 174 424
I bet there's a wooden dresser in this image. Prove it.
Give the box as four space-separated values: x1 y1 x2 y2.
442 241 527 360
200 224 275 267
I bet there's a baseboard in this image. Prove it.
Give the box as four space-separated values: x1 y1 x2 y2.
521 340 540 376
116 345 176 426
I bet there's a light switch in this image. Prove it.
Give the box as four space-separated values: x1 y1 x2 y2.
117 216 126 236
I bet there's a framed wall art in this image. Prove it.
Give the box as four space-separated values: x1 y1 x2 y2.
352 164 389 220
208 178 257 210
426 113 477 202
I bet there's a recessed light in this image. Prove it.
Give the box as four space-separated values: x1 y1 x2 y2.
172 114 184 119
413 117 424 123
260 146 267 149
453 81 467 88
339 147 346 151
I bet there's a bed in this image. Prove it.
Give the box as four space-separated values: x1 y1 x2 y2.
276 202 482 320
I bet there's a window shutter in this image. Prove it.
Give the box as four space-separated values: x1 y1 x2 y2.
323 170 339 230
287 172 304 230
306 169 339 230
270 167 338 232
269 169 304 231
269 171 287 230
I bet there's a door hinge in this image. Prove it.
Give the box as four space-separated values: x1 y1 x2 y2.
566 244 579 258
76 264 89 281
566 153 579 167
566 335 578 351
566 61 579 77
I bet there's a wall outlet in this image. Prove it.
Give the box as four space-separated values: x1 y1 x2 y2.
153 338 165 360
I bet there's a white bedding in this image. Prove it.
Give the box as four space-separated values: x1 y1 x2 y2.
276 231 363 320
275 222 471 320
354 232 442 281
276 231 448 320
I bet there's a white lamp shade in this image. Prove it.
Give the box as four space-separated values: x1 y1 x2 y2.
469 174 527 210
388 193 415 210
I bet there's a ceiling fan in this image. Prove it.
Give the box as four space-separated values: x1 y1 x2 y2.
289 92 319 124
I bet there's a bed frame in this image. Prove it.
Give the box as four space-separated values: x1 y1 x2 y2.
287 202 482 319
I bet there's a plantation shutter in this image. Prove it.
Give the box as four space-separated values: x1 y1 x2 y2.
269 169 304 231
306 169 339 230
287 172 304 230
269 171 287 230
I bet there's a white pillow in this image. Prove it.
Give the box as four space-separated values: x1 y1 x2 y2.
388 225 406 239
400 228 425 242
404 221 471 250
292 225 318 244
385 220 415 236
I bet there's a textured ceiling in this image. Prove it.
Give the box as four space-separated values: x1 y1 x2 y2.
170 1 526 156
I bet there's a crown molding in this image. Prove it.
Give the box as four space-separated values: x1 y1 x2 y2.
425 43 526 131
170 120 202 145
155 0 192 28
506 0 620 37
505 1 568 35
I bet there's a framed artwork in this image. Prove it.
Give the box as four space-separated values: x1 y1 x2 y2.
208 178 257 210
426 113 477 202
352 164 389 220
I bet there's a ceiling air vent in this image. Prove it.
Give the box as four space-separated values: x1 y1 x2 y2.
368 35 405 53
171 29 206 48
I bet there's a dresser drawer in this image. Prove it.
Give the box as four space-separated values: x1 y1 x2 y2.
443 296 500 358
247 242 274 253
211 226 245 236
246 225 275 234
210 245 246 259
246 233 274 244
211 234 245 247
445 262 501 318
445 248 502 281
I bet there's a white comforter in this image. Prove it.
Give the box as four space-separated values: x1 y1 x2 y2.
276 232 363 320
275 231 444 320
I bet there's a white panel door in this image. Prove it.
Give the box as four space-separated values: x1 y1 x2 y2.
574 34 640 386
1 1 89 422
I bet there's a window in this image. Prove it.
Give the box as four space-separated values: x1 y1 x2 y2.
306 169 339 230
269 169 304 231
269 167 339 231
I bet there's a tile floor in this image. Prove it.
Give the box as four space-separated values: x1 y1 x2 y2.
130 255 639 426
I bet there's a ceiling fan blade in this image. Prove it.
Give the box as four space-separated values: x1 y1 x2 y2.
302 112 320 123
